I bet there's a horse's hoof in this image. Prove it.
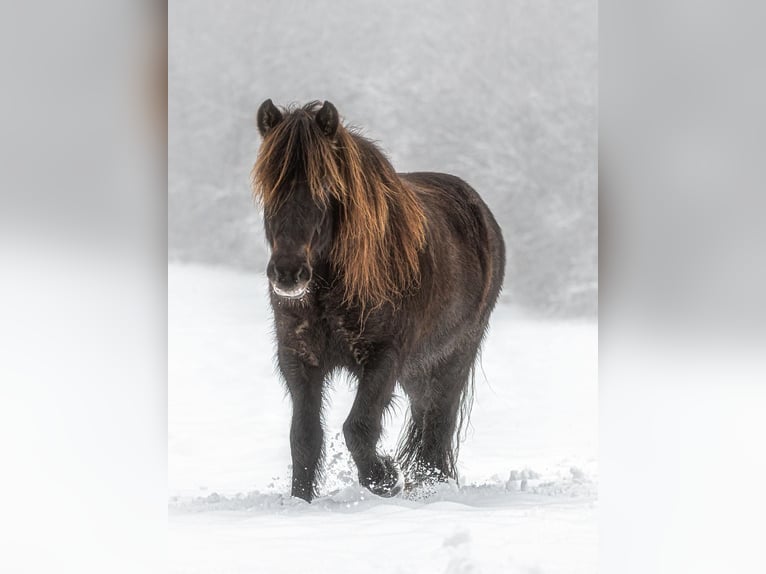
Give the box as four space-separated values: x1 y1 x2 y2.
362 456 403 498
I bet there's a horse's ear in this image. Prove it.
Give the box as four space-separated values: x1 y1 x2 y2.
315 101 339 138
257 99 283 137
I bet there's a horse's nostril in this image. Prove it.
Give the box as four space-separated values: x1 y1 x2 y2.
269 257 309 287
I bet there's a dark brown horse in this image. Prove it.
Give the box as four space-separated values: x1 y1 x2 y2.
252 100 505 502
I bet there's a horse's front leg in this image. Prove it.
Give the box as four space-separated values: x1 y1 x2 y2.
343 350 402 497
278 347 325 502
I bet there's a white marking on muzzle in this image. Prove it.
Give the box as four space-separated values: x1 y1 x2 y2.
272 283 308 299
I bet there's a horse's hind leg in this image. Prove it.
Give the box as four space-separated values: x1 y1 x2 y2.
398 347 476 485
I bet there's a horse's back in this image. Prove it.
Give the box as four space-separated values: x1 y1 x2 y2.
399 171 505 343
400 171 505 282
400 171 503 246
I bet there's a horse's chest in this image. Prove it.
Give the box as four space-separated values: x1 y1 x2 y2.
279 317 321 367
325 313 370 366
278 300 371 368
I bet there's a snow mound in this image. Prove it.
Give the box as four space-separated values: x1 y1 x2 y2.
169 466 597 516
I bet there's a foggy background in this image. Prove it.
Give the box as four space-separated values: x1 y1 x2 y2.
169 0 597 316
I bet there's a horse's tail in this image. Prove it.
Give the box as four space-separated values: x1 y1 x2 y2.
453 361 477 477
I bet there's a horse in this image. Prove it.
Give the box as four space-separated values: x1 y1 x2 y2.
251 100 505 502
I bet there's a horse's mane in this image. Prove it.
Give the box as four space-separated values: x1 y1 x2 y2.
252 102 426 309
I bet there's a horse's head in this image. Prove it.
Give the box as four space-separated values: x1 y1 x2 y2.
253 99 426 308
262 177 335 299
255 99 340 299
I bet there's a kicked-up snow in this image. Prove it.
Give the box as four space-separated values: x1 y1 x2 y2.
169 263 598 573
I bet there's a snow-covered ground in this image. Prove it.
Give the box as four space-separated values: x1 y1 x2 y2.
169 263 598 573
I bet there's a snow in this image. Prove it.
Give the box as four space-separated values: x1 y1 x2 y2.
169 263 597 573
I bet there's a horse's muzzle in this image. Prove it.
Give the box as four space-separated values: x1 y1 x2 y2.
271 282 308 299
267 258 311 299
